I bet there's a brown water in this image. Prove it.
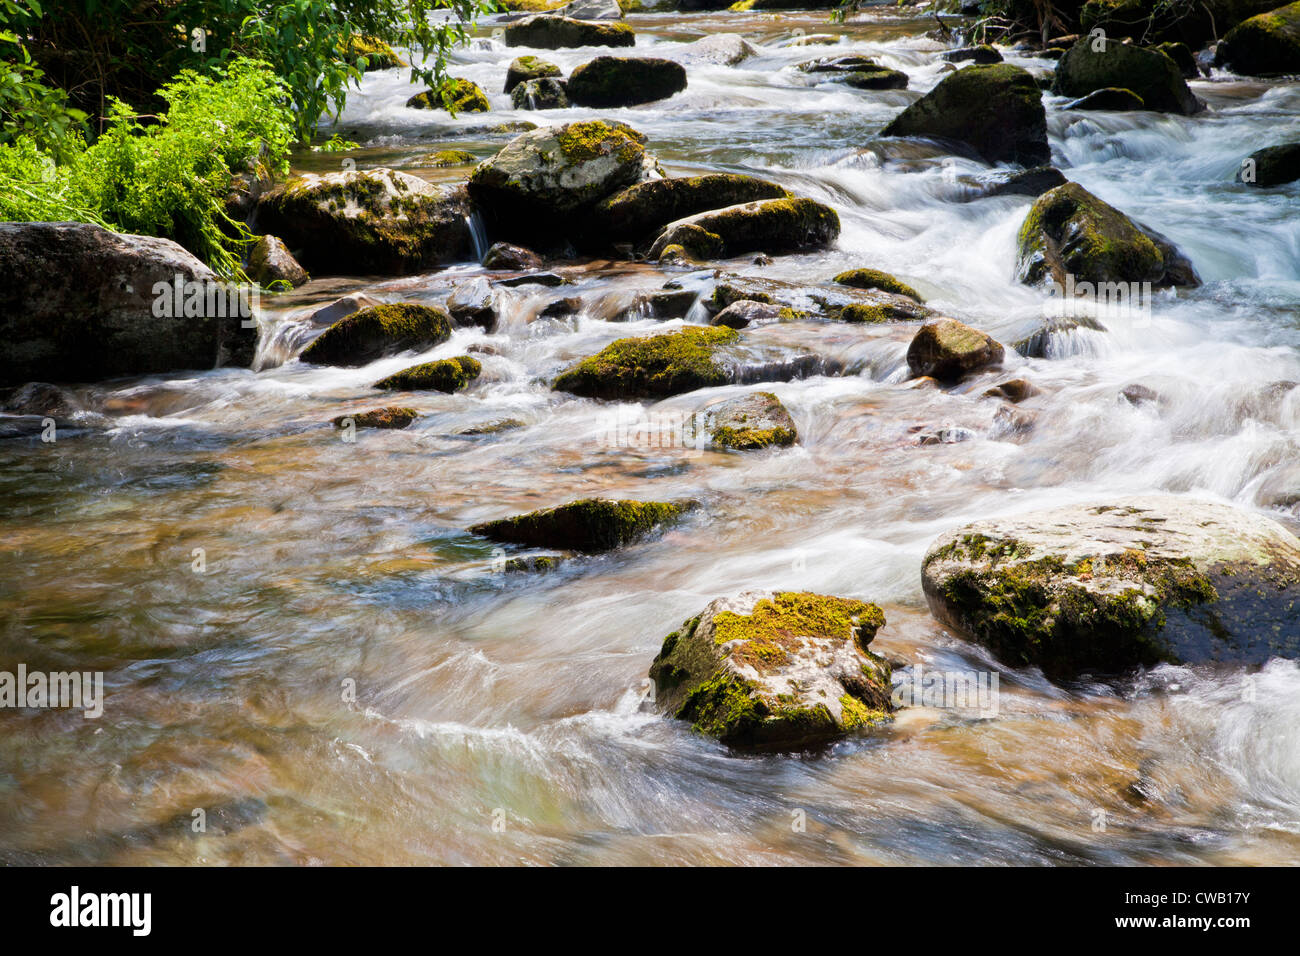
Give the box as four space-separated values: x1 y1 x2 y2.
3 8 1300 865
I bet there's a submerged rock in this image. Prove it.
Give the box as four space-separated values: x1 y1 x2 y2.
797 55 908 89
468 120 652 242
833 267 922 302
406 78 491 112
511 77 570 109
647 197 841 259
0 222 257 385
880 63 1049 166
332 406 419 429
447 278 499 331
470 497 693 553
300 304 452 366
373 355 482 392
504 55 562 94
695 390 798 449
921 496 1300 679
1240 142 1300 186
906 319 1004 383
1151 41 1200 79
483 241 544 270
1016 182 1200 289
422 149 479 167
504 16 635 50
591 174 791 242
675 33 757 66
648 591 894 750
1054 37 1202 114
256 168 472 275
553 326 738 399
977 165 1069 199
1216 2 1300 76
247 235 308 288
1064 87 1147 111
942 44 1003 64
710 299 790 329
566 56 688 107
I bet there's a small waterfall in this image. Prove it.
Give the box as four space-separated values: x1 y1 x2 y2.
466 209 490 263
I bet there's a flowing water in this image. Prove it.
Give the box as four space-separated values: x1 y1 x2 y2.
3 8 1300 865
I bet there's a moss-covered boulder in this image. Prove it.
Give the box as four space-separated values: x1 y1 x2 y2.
646 197 841 259
339 35 405 71
332 406 419 429
256 168 473 275
1240 142 1300 186
1216 1 1300 75
797 55 908 89
406 78 491 113
1151 41 1200 79
468 120 651 242
470 498 693 553
566 56 688 107
1054 37 1202 114
880 63 1048 166
374 355 482 392
0 222 257 386
648 591 894 750
1064 87 1147 111
247 235 309 288
300 303 453 366
833 268 922 302
942 44 1003 64
553 326 738 398
504 15 635 49
591 174 791 242
422 149 478 168
511 77 570 109
504 55 563 93
704 273 932 325
1016 182 1200 289
906 319 1004 383
483 241 543 270
921 496 1300 680
695 390 797 449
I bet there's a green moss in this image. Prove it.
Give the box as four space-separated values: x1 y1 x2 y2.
676 671 768 742
593 174 791 241
339 36 405 71
469 497 693 553
833 268 922 301
374 355 481 392
711 425 797 449
407 78 491 113
332 406 418 429
553 119 644 166
711 284 774 310
424 149 477 167
838 693 888 730
1017 182 1164 286
552 326 739 399
300 303 452 367
838 303 909 324
712 591 886 673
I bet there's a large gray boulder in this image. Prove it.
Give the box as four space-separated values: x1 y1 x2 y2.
256 168 473 276
0 222 258 385
922 496 1300 680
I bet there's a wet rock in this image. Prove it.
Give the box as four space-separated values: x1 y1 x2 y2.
374 355 482 392
1016 182 1200 289
422 149 479 167
942 44 1003 64
566 56 688 107
880 63 1049 166
504 16 635 50
921 496 1300 679
1121 383 1160 405
504 554 567 573
460 418 526 435
917 426 977 445
1151 41 1200 79
833 267 922 302
483 241 543 270
696 390 797 449
552 0 624 20
553 326 737 398
470 497 693 553
706 274 930 324
2 381 81 418
497 271 569 288
299 303 452 366
511 77 570 109
617 287 700 320
256 168 472 275
906 318 1004 383
340 35 405 71
647 197 841 259
247 235 308 288
307 294 382 327
711 299 789 329
468 120 652 242
1239 142 1300 186
1011 314 1107 358
332 406 419 429
1065 87 1147 111
406 78 491 112
838 302 923 323
675 33 757 66
504 55 563 94
984 378 1040 403
447 278 499 331
978 165 1069 199
797 54 909 89
1216 1 1300 75
648 591 894 750
540 295 584 317
652 224 724 260
591 174 791 243
0 222 257 386
1054 37 1202 114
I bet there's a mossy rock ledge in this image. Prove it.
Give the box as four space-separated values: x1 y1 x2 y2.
921 496 1300 681
406 78 492 113
591 173 791 243
1215 2 1300 76
646 197 841 259
648 591 894 750
553 326 738 399
879 63 1049 166
469 497 695 553
374 355 481 392
504 56 563 94
1016 182 1200 289
300 304 452 367
1054 37 1203 115
255 168 472 275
